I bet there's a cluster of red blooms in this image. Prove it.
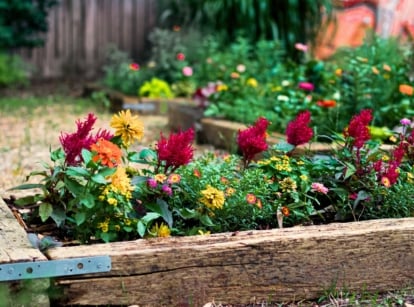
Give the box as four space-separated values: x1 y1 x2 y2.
237 117 269 168
156 128 195 174
59 113 113 166
285 110 314 146
344 109 372 149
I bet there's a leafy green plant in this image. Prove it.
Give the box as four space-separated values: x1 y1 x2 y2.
156 0 333 60
10 107 414 245
0 52 29 87
101 45 154 95
138 77 174 99
0 0 58 49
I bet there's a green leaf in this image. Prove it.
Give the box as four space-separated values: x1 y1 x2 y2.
8 183 44 191
64 177 84 195
137 220 146 237
200 214 214 227
66 166 90 177
81 149 92 164
80 194 95 209
176 207 197 219
39 203 53 222
97 167 116 178
141 212 161 224
271 142 295 153
74 212 86 226
145 199 173 228
91 174 107 184
13 195 41 206
50 207 66 227
137 148 157 162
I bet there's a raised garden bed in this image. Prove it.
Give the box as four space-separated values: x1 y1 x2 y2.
1 198 413 306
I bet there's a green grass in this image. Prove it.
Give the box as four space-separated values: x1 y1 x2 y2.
0 95 108 116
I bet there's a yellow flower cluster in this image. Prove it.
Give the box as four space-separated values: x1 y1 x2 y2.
258 155 292 172
279 177 297 193
97 218 110 233
199 185 225 210
150 223 171 237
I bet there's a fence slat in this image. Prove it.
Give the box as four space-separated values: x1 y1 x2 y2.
14 0 157 79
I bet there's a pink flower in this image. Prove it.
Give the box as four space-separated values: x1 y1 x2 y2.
295 43 308 52
343 109 373 149
129 63 140 71
286 111 314 146
147 178 158 188
176 53 185 61
162 185 173 196
156 128 195 173
400 118 411 126
298 82 314 91
311 182 329 194
237 117 269 167
59 113 113 166
182 66 193 76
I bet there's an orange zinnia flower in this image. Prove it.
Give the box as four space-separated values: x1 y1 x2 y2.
91 138 122 168
317 100 336 108
281 206 290 217
399 84 413 96
246 193 257 204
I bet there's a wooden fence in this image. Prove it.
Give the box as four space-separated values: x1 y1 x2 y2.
15 0 157 80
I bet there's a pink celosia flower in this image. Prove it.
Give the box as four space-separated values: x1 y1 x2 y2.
182 66 193 76
311 182 329 194
343 109 373 149
156 128 195 173
237 117 269 168
59 113 113 166
286 111 314 146
298 82 314 91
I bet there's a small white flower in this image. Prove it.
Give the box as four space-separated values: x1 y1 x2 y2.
281 80 290 87
277 95 289 102
333 91 341 100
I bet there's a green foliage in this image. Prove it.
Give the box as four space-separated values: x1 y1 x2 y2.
0 0 58 49
138 77 174 99
157 0 333 60
328 33 414 129
0 52 29 87
101 45 154 95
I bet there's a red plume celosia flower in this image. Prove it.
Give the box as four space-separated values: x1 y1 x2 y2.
237 117 269 167
343 109 373 148
286 111 313 146
156 128 195 173
59 113 113 165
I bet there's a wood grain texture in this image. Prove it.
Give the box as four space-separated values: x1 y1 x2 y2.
0 199 46 264
46 218 414 306
15 0 157 79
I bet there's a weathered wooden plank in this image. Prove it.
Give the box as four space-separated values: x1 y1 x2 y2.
0 199 46 264
46 218 414 305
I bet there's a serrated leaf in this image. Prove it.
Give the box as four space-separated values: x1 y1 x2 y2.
39 203 53 222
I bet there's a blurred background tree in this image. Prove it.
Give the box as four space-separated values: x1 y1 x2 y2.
156 0 333 61
0 0 58 50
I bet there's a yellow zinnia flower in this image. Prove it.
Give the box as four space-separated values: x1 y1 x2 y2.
150 223 171 237
199 185 225 210
110 109 144 147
